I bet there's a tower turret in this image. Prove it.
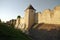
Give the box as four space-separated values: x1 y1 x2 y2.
15 15 21 28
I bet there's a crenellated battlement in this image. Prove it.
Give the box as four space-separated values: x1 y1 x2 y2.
36 6 60 24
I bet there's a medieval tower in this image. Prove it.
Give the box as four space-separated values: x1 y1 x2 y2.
24 5 36 31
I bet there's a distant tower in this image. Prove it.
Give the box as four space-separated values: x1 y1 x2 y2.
15 15 21 29
24 5 36 31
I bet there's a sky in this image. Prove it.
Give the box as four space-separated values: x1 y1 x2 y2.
0 0 60 22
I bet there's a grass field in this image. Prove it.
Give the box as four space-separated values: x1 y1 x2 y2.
0 23 31 40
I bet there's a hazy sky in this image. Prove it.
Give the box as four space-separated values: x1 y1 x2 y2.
0 0 60 22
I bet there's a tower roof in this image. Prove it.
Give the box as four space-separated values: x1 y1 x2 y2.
17 15 21 18
25 5 36 11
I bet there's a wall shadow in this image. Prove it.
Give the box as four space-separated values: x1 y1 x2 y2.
29 24 60 40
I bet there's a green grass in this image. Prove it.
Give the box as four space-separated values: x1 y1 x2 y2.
0 23 31 40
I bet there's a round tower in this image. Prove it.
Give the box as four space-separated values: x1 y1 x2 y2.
24 5 36 31
15 15 21 28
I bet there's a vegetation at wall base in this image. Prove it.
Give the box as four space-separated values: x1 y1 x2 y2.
0 23 32 40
